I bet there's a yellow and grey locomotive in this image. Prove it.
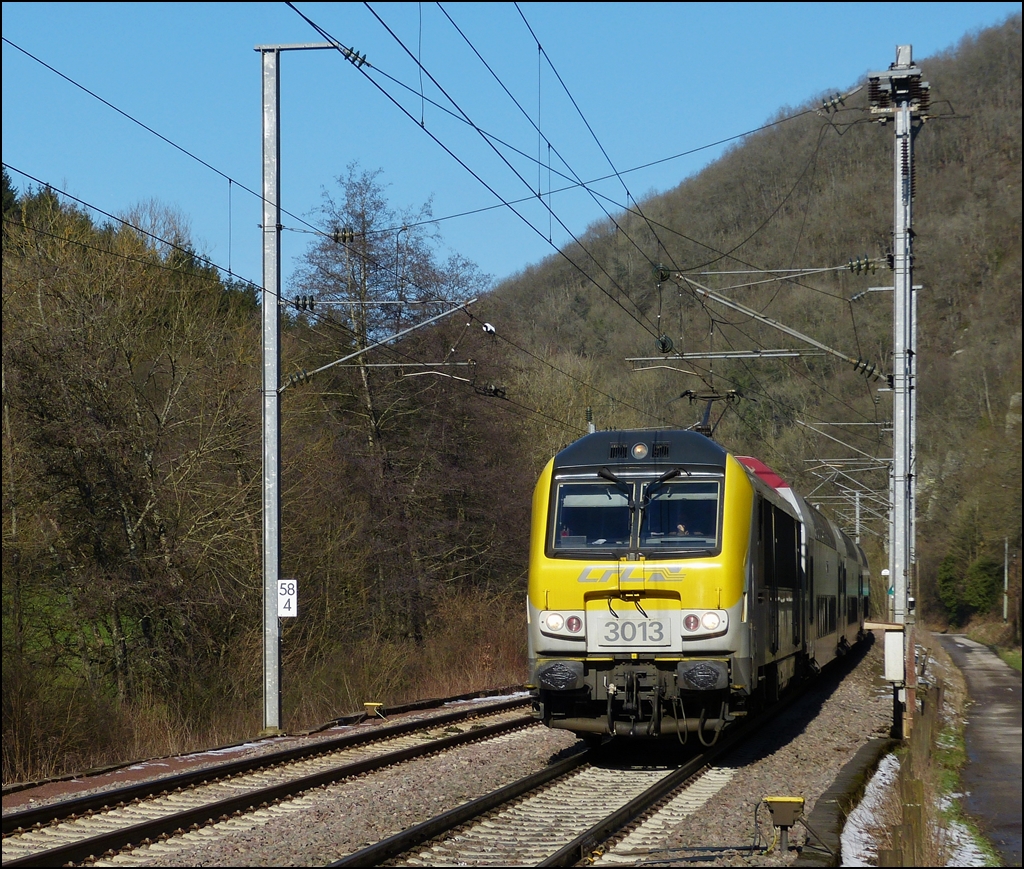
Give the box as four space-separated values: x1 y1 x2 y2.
527 429 868 740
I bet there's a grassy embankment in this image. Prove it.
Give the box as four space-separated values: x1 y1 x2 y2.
861 617 1018 866
3 587 528 783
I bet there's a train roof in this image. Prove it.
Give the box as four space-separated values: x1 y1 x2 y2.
736 455 843 550
552 431 865 565
553 430 729 471
735 455 789 489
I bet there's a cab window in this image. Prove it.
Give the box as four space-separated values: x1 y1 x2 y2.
552 482 630 549
640 481 720 550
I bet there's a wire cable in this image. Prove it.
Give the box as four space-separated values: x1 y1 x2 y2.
349 2 665 339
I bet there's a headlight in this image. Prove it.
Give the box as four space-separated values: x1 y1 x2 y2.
544 613 565 632
701 612 721 631
681 610 728 637
539 611 585 639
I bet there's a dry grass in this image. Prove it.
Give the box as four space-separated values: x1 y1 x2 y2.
3 587 528 783
405 589 528 695
283 587 527 731
862 637 986 866
1 683 262 782
964 615 1023 670
860 768 906 859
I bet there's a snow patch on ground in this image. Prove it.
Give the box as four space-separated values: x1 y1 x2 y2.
841 752 900 866
841 754 990 867
940 794 989 867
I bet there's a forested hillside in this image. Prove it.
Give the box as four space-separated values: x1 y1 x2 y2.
1 168 531 778
3 15 1020 779
484 15 1021 626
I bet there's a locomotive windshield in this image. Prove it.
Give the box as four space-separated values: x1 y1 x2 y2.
551 477 721 555
639 481 719 550
554 482 631 549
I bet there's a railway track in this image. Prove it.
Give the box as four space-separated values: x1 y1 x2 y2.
327 650 865 869
1 696 532 868
331 717 755 867
4 646 876 867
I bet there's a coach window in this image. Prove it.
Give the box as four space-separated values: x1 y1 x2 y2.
553 482 631 550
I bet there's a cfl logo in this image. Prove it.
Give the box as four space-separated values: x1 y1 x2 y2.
576 566 686 583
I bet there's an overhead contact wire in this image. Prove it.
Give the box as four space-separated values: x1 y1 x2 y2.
346 2 663 339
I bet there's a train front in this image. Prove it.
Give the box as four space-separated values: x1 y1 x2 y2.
527 430 754 739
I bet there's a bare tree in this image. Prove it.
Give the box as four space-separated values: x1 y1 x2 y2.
3 191 262 776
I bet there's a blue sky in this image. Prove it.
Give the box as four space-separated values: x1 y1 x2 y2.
2 2 1019 292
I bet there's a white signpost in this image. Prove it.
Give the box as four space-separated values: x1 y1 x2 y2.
278 579 297 618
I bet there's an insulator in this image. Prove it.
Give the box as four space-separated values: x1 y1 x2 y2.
343 47 367 68
821 92 844 112
657 335 674 354
853 358 880 381
868 79 890 109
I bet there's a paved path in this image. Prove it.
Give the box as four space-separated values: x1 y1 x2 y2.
934 633 1022 867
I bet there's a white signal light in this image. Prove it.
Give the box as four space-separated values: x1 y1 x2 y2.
701 612 721 631
544 613 565 632
631 442 649 459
